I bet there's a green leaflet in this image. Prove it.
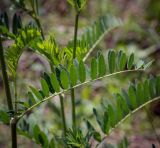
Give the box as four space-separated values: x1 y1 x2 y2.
33 125 48 147
27 91 36 107
107 104 115 127
116 93 130 115
12 13 22 35
41 78 49 97
49 138 56 148
149 76 156 98
43 72 55 94
86 121 101 142
34 124 41 142
29 86 43 100
108 50 116 73
118 50 127 71
93 108 103 128
60 69 69 89
116 97 123 122
90 57 97 79
70 64 78 86
79 60 86 83
127 53 134 70
98 54 106 77
136 82 144 105
143 80 150 101
38 132 48 147
128 85 137 109
50 73 60 92
103 111 109 134
0 12 9 30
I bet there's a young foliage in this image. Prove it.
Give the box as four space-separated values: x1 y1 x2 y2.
67 0 87 11
36 36 60 65
65 128 89 148
5 26 41 77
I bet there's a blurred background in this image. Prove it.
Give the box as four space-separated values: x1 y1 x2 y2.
0 0 160 147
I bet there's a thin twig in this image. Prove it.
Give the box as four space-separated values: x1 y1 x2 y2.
71 12 80 128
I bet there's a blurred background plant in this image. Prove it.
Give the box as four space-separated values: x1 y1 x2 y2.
0 0 160 147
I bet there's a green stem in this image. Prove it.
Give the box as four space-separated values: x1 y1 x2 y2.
71 88 76 127
73 13 79 59
60 95 67 136
14 77 18 113
71 12 79 128
11 118 18 148
0 37 17 148
145 107 160 146
0 38 13 110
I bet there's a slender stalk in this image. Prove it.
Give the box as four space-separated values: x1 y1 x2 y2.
71 12 79 128
60 95 67 136
145 107 160 146
0 37 17 148
0 38 13 110
71 88 76 127
73 13 79 59
11 118 17 148
14 77 18 113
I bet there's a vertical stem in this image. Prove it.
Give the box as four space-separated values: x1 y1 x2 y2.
0 38 13 110
145 107 160 146
0 37 17 148
11 118 17 148
71 12 79 128
71 88 76 127
14 78 18 113
60 95 67 136
73 13 79 59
